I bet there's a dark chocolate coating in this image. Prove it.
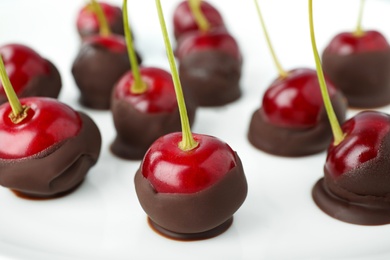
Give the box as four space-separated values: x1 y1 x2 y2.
78 13 125 40
0 59 62 105
110 97 196 160
247 91 347 157
72 42 140 110
179 50 242 107
134 152 247 236
312 132 390 225
0 112 101 198
148 216 233 241
322 50 390 108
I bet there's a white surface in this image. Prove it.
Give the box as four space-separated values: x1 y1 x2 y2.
0 0 390 259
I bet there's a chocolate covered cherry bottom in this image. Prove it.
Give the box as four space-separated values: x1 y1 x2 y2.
110 68 196 160
248 92 346 157
313 177 390 225
322 50 390 108
135 138 247 240
0 112 101 199
179 50 241 107
110 102 196 160
72 36 141 110
313 138 390 225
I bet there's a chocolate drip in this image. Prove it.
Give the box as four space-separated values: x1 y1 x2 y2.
148 216 233 241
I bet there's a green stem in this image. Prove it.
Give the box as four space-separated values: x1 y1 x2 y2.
0 55 29 124
91 0 111 36
309 0 344 146
123 0 147 94
188 0 210 32
354 0 366 37
156 0 198 151
254 0 287 78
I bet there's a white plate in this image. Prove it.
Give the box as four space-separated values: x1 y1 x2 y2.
1 0 390 259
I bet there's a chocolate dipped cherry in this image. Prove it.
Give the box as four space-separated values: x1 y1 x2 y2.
247 0 346 157
72 0 141 110
111 67 196 160
111 0 196 160
134 0 247 240
0 56 101 199
322 0 390 108
77 1 124 40
177 28 242 106
135 132 247 239
248 69 346 156
313 111 390 225
173 0 225 41
0 44 61 104
308 0 390 225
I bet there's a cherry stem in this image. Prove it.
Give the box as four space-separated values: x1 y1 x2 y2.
0 55 29 124
123 0 147 94
188 0 210 32
354 0 366 37
156 0 198 151
91 0 111 36
309 0 344 146
254 0 287 78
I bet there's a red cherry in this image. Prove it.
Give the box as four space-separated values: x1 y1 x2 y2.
325 111 390 178
0 97 82 159
83 34 127 53
262 68 337 128
324 30 389 55
141 132 236 194
114 67 177 113
77 2 122 36
0 44 50 96
173 0 224 40
176 29 241 61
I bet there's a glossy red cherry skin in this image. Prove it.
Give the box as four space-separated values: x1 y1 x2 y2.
262 68 337 128
0 44 50 96
173 0 225 40
83 34 127 53
324 30 390 55
141 132 236 194
325 111 390 178
0 97 82 159
77 2 122 37
114 67 177 113
176 29 241 61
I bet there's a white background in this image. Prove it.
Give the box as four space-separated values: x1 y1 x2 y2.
0 0 390 259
